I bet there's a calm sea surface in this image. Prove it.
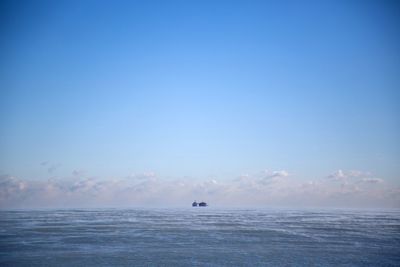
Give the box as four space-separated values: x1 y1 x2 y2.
0 208 399 266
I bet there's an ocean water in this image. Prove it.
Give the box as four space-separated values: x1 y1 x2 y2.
0 208 399 266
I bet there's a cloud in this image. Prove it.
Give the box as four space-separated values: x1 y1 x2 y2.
359 178 384 184
327 169 367 180
328 169 346 180
40 161 61 174
0 175 28 195
72 169 85 177
264 170 289 179
327 169 382 183
0 170 397 209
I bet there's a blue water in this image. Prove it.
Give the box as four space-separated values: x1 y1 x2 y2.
0 208 399 266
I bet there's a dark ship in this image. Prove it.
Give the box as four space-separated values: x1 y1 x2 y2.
199 202 207 207
192 201 207 207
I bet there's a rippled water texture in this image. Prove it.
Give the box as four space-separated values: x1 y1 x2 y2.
0 208 399 266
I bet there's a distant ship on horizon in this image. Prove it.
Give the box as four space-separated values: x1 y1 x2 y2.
192 201 207 207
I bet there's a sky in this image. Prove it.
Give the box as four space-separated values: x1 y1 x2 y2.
0 0 399 208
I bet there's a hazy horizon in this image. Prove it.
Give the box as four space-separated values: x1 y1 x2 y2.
1 169 398 209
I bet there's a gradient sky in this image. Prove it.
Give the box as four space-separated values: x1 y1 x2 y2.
0 0 399 207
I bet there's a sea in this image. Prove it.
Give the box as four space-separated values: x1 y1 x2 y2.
0 208 399 266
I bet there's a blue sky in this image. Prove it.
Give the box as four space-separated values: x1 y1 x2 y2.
0 0 399 207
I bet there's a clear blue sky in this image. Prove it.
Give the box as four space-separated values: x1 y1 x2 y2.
1 0 399 182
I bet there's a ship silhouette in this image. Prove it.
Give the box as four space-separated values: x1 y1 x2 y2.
192 201 207 207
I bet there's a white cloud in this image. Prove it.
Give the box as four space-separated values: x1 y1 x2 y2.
327 169 382 184
359 178 384 184
263 169 289 178
327 169 347 180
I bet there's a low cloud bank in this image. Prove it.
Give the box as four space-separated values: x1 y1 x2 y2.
0 170 398 209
